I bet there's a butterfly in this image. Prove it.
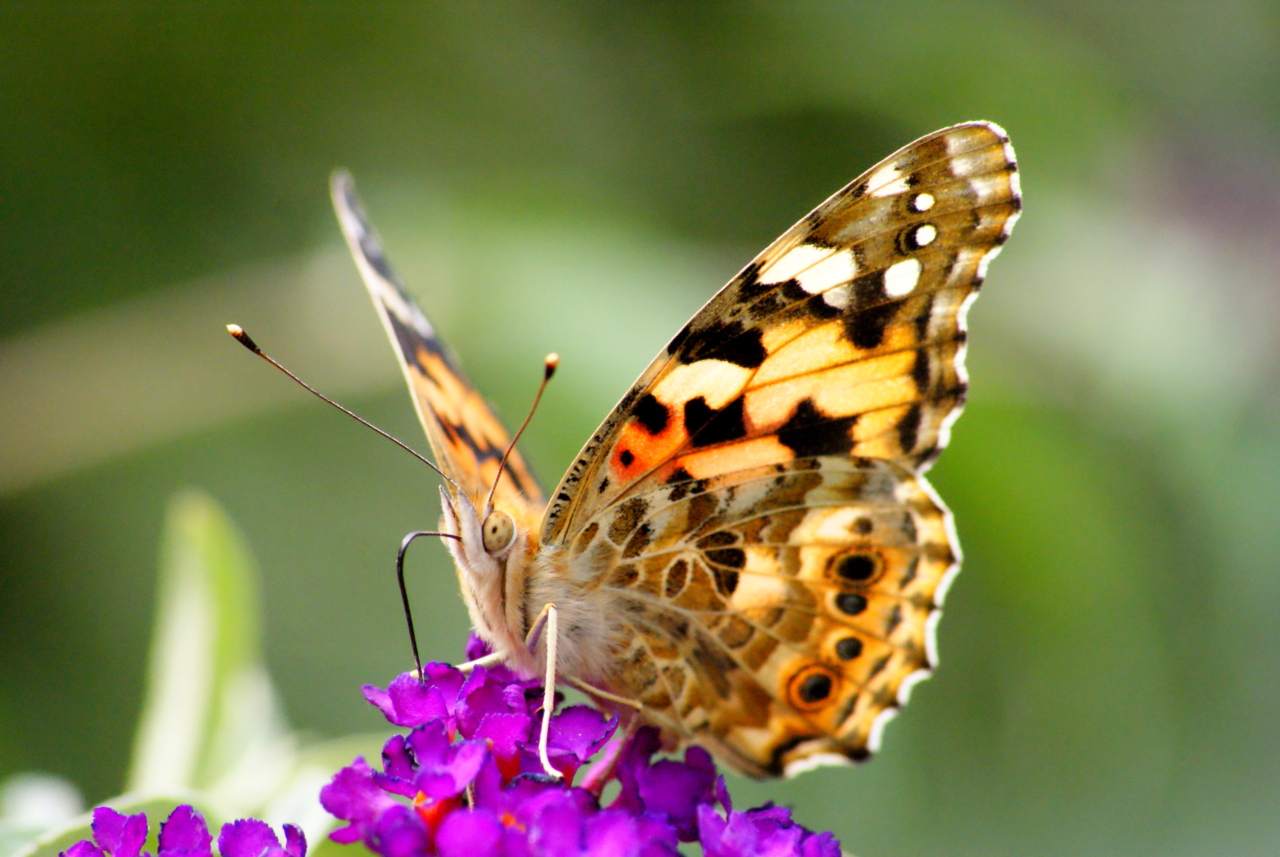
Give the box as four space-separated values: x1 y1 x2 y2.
330 121 1020 779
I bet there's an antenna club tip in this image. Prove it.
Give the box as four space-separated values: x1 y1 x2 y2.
544 353 559 378
226 324 260 353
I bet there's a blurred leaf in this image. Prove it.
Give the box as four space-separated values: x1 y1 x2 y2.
126 491 292 803
128 491 275 793
8 494 381 856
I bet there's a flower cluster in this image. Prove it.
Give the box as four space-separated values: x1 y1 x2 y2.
63 805 304 857
320 637 841 857
58 637 842 857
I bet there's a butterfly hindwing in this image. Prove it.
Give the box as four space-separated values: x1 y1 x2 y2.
561 453 957 776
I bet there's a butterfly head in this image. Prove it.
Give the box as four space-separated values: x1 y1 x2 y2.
438 485 532 668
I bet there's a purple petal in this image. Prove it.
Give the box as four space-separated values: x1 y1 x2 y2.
800 831 842 857
734 815 804 857
632 814 684 857
447 741 492 787
369 805 429 857
61 841 106 857
458 664 493 703
157 806 212 857
698 802 837 857
471 711 533 759
584 811 680 857
744 803 793 826
508 785 596 842
456 670 530 739
501 683 535 710
373 735 418 797
636 747 716 840
714 776 733 814
320 758 401 831
697 801 728 840
547 706 617 762
611 727 663 815
91 808 149 857
435 809 503 857
217 819 279 857
361 684 394 719
405 721 453 769
281 826 306 857
325 825 362 846
467 754 508 811
414 739 489 800
581 812 634 855
527 794 585 857
366 666 466 728
465 634 536 687
464 634 491 663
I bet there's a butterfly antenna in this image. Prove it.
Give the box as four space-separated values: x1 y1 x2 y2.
227 324 458 490
484 353 557 512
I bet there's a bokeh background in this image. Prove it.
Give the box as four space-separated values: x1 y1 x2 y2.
3 5 1279 856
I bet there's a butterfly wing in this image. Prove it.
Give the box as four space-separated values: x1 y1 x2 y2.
545 122 1020 775
331 172 544 510
578 454 957 777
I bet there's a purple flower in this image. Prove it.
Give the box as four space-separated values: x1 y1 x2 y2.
61 808 148 857
321 633 843 856
697 780 841 857
611 727 716 841
160 806 213 857
218 819 305 857
60 806 304 857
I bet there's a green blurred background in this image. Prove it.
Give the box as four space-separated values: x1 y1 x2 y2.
3 4 1279 855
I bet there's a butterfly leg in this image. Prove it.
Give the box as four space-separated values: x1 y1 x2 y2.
565 676 643 711
523 601 563 779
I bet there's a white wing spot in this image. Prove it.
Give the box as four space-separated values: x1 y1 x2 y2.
797 250 857 295
883 258 921 297
867 162 911 198
910 192 935 212
761 244 827 287
761 245 857 295
913 224 937 247
654 359 752 410
822 284 852 310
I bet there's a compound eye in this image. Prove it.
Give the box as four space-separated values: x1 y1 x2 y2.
482 510 517 554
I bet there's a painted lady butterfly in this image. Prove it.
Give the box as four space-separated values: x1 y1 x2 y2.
330 121 1020 778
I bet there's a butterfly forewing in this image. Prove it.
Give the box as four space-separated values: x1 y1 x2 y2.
331 172 545 510
543 122 1018 542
